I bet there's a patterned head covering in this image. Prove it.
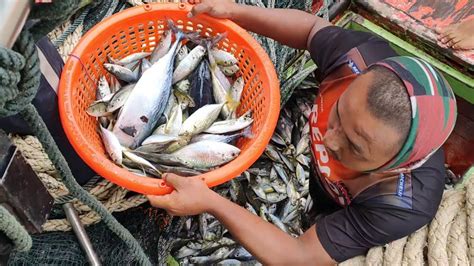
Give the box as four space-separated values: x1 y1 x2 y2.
374 56 457 172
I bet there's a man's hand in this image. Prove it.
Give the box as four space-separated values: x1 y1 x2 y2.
188 0 238 19
147 173 216 216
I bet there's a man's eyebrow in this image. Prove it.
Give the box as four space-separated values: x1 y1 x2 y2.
336 99 369 159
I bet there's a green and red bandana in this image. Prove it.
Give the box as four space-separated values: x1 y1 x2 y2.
374 56 457 172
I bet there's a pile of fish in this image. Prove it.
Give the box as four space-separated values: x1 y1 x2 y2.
167 86 318 265
86 20 253 178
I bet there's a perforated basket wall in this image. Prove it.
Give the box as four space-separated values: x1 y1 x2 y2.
58 3 280 195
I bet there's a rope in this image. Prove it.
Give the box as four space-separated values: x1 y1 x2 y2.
0 206 32 252
17 104 151 265
0 31 40 118
402 226 428 265
53 7 91 49
383 236 407 266
11 135 148 231
0 26 150 264
428 189 465 265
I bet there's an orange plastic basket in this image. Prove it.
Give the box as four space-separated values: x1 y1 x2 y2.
58 3 280 195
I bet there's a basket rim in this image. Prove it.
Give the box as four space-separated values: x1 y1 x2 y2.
58 2 280 195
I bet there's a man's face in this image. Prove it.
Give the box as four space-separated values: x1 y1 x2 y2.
324 71 404 172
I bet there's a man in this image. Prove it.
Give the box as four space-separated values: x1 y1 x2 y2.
148 0 458 264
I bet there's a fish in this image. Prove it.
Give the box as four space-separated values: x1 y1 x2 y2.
99 125 123 165
174 79 191 93
217 259 242 265
189 59 214 114
175 45 189 65
190 126 253 144
112 52 151 66
207 40 238 118
106 84 135 113
123 149 160 174
164 104 183 135
86 101 110 117
150 30 172 64
103 63 138 83
113 21 186 148
221 64 240 76
211 48 238 66
153 140 240 169
189 247 233 264
140 58 152 74
178 103 224 137
204 111 253 134
174 88 195 110
172 45 207 84
230 77 244 103
96 76 111 100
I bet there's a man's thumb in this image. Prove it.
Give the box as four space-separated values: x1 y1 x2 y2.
189 3 212 18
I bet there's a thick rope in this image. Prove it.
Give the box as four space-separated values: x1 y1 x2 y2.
0 31 40 118
18 104 151 265
383 236 407 266
402 226 428 265
0 27 150 264
428 189 465 265
448 208 468 265
0 206 32 252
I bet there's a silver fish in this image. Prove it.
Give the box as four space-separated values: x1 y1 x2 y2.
230 76 244 103
150 30 172 64
295 134 309 156
96 76 111 100
104 63 138 83
140 58 152 74
123 149 159 174
211 48 238 66
190 247 233 264
142 134 179 146
99 125 123 165
245 203 257 215
113 22 185 148
190 127 252 144
113 52 151 66
164 104 183 135
204 111 253 134
217 259 242 266
221 64 240 76
174 79 191 93
172 45 206 84
268 213 288 233
175 45 189 67
178 103 224 137
106 84 134 113
295 163 306 186
156 140 240 169
86 101 110 117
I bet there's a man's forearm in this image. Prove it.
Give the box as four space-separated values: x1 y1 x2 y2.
229 5 330 49
207 191 311 265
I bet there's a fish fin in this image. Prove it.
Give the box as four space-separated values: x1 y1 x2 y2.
209 32 228 48
225 90 240 113
167 19 200 42
241 125 254 139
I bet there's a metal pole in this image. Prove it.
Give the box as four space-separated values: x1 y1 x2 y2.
63 203 101 266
